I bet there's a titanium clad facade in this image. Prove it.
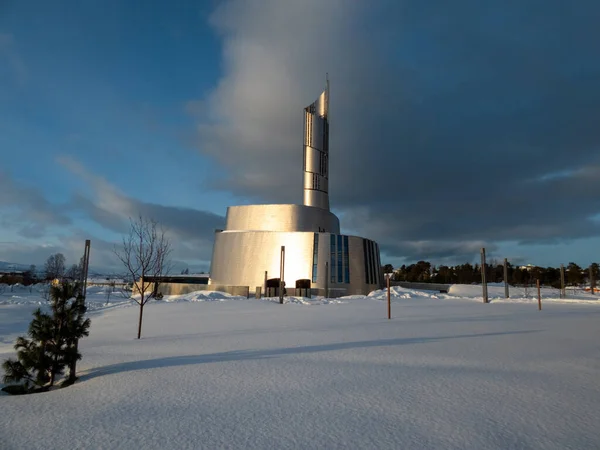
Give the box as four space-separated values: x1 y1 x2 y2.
209 231 381 296
225 204 340 233
303 88 330 210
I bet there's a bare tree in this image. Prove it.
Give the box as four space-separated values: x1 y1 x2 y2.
45 253 66 281
114 216 172 339
65 256 85 282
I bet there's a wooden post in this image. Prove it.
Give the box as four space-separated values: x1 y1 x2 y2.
69 239 90 383
325 262 329 299
537 279 542 310
480 248 488 303
82 239 91 298
589 265 595 295
560 264 566 299
387 274 391 319
503 257 509 298
263 271 267 297
279 246 285 304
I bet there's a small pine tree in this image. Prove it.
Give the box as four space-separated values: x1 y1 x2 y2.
2 281 91 392
3 309 54 390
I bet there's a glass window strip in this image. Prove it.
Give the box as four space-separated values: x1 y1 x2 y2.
363 239 369 283
375 243 382 284
368 240 375 285
369 241 374 286
344 235 350 283
312 233 319 283
337 235 343 283
371 241 376 285
330 234 336 284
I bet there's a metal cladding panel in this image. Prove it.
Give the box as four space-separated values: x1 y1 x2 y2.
316 91 327 116
303 172 328 192
303 190 329 211
304 146 321 173
303 172 313 190
225 204 340 234
209 230 382 296
210 231 315 288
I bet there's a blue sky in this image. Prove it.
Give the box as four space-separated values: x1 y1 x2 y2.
1 0 600 272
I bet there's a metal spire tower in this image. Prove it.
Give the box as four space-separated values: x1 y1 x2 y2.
302 78 330 210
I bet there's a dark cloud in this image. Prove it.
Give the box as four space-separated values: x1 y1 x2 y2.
57 157 224 270
0 161 224 271
0 171 72 238
191 0 600 263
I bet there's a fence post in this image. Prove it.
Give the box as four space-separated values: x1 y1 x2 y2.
504 257 509 298
264 271 268 297
387 274 391 320
537 279 542 310
279 246 285 304
69 239 90 383
480 248 488 303
325 262 329 299
560 264 566 299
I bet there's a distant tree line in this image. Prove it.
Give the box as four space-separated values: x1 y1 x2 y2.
45 253 86 282
384 261 599 288
0 253 86 286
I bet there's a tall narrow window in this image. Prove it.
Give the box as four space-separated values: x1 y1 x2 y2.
330 234 336 283
337 235 343 283
319 152 323 176
363 239 369 284
369 241 376 285
312 233 319 283
374 243 381 286
344 236 350 283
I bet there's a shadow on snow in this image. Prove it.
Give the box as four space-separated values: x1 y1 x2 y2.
81 330 538 381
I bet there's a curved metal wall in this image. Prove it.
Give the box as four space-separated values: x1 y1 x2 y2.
209 230 381 296
303 88 329 210
225 204 340 234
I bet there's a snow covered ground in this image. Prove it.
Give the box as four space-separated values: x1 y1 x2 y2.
2 284 600 449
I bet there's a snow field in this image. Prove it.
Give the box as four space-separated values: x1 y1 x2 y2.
1 286 599 449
